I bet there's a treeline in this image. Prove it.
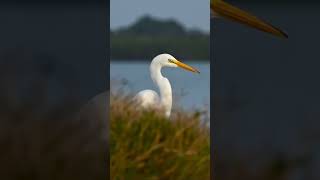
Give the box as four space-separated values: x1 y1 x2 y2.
111 15 209 60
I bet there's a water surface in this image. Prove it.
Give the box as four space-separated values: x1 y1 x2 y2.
110 60 210 111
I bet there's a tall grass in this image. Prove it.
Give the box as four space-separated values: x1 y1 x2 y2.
110 95 210 180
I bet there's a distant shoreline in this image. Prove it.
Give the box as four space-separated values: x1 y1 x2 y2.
111 15 209 60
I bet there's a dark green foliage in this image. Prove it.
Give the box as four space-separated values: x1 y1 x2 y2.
111 15 209 60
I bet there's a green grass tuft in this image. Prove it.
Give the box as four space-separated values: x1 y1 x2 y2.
110 96 210 180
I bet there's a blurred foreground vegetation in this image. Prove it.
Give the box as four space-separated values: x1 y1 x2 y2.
110 95 210 180
0 48 107 180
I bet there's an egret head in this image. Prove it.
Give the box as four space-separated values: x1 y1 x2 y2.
153 54 200 73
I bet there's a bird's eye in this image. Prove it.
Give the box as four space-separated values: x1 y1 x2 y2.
168 59 174 63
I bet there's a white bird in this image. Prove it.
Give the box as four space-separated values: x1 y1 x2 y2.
133 54 199 118
82 1 288 122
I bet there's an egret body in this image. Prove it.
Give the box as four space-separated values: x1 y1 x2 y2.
134 54 199 117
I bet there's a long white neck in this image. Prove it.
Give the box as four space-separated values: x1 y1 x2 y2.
150 62 172 117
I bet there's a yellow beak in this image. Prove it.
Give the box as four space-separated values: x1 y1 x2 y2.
211 0 288 38
170 59 200 73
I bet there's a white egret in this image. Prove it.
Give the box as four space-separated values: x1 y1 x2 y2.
211 0 288 38
133 54 199 118
82 0 288 122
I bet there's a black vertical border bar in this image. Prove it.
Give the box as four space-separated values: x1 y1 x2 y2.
210 18 215 180
106 1 110 91
106 0 110 179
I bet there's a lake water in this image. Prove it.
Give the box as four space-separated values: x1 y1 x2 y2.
110 61 210 111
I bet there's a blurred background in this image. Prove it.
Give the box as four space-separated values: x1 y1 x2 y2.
0 0 108 179
213 1 320 180
110 0 210 114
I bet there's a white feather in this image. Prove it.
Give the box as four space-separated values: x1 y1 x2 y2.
133 54 177 118
133 53 199 118
134 89 160 109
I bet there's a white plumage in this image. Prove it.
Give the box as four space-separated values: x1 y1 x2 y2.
133 54 199 118
134 90 160 109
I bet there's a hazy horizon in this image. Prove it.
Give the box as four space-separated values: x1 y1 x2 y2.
110 14 210 34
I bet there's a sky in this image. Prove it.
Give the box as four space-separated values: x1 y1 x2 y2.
110 0 210 32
